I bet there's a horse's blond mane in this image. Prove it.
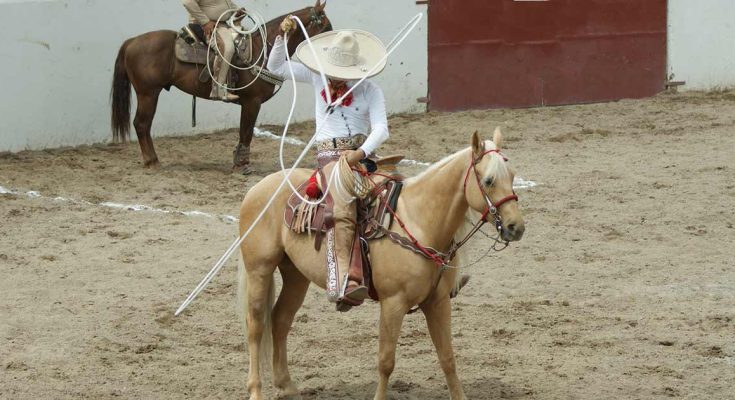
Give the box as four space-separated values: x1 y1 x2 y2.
405 147 469 185
406 140 509 186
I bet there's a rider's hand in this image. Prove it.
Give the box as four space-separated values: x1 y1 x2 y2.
344 149 366 168
280 15 296 33
233 8 246 21
203 21 216 43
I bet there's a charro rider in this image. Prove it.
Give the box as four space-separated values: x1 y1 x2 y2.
269 18 390 310
182 0 244 102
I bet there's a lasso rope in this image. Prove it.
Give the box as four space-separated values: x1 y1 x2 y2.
206 8 269 92
175 13 424 316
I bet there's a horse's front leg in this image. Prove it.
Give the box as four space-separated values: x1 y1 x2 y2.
233 100 261 175
421 296 466 400
245 270 273 400
271 262 310 399
374 297 409 400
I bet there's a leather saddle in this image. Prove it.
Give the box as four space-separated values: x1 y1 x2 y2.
284 155 405 240
283 155 405 302
175 24 252 82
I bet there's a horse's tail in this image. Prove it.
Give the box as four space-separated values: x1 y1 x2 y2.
111 39 133 143
237 260 275 376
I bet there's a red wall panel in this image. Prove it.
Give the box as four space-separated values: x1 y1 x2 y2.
428 0 667 111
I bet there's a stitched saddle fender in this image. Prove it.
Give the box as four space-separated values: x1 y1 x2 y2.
283 160 405 301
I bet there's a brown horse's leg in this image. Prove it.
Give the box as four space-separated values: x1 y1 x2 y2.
421 297 466 400
233 100 261 175
132 90 162 168
374 297 409 400
271 260 309 399
245 268 274 400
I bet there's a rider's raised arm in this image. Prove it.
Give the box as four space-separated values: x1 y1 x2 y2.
359 81 390 157
182 0 209 25
267 35 315 84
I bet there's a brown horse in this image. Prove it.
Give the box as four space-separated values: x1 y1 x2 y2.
110 1 331 173
237 129 525 399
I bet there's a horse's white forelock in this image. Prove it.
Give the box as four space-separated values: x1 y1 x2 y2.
481 140 509 182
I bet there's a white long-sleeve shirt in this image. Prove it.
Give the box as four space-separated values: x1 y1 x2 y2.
266 35 390 156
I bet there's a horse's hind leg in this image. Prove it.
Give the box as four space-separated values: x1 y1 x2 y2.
271 259 309 399
374 297 409 400
421 297 466 400
132 90 162 168
244 266 276 400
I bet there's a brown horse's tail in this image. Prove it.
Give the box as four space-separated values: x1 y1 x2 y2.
111 40 132 143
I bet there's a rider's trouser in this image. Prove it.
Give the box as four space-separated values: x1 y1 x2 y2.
210 25 235 97
316 136 367 302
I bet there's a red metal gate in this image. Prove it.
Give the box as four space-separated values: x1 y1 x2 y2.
428 0 667 111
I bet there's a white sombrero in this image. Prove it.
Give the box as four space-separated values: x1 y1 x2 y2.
295 29 388 81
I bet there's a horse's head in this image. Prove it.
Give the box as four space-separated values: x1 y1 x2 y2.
286 0 332 49
464 129 525 242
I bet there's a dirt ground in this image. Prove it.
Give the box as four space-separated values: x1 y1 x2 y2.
1 90 734 400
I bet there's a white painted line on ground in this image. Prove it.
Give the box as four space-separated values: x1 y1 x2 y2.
1 185 239 223
0 129 538 225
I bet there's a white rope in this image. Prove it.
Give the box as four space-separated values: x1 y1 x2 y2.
175 13 424 316
205 8 269 92
278 14 423 205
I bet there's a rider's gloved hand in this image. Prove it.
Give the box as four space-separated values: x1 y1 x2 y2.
281 15 296 33
344 149 366 168
203 21 216 43
233 7 247 21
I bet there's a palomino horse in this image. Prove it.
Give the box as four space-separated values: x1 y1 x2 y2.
237 129 525 399
110 1 331 173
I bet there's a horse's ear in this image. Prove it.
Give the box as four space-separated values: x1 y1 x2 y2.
493 127 503 150
315 0 326 11
471 130 483 156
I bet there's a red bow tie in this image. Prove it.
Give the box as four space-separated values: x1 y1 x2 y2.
321 84 353 107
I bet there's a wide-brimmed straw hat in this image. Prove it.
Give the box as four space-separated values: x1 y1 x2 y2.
295 29 387 80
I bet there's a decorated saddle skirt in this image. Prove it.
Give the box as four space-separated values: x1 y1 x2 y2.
283 171 403 240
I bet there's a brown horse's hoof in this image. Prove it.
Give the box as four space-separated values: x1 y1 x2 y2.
232 144 251 174
144 159 161 169
232 163 253 175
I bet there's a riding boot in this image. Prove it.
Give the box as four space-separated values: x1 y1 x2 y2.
321 160 368 310
210 56 240 102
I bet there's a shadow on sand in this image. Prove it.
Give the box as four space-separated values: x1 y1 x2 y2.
299 377 531 400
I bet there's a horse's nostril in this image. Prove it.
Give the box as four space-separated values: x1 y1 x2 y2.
507 223 516 233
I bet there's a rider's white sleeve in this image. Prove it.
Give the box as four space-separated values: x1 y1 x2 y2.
359 82 390 157
182 0 210 25
266 35 314 83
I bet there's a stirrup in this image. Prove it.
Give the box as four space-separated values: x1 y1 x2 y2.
210 85 240 102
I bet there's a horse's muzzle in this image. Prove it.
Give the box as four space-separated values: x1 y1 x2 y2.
501 221 525 242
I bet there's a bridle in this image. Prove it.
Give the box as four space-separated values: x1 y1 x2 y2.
370 148 519 270
307 8 331 35
462 148 519 239
265 8 331 55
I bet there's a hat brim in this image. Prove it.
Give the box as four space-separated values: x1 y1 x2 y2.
295 30 388 81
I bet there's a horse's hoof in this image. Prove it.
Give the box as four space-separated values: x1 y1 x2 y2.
233 163 253 175
144 160 161 169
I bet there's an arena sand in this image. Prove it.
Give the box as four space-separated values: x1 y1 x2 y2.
1 90 734 399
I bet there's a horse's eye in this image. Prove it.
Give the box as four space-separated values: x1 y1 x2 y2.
484 177 494 187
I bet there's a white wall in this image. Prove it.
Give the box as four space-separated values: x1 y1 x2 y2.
668 0 735 90
0 0 427 152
